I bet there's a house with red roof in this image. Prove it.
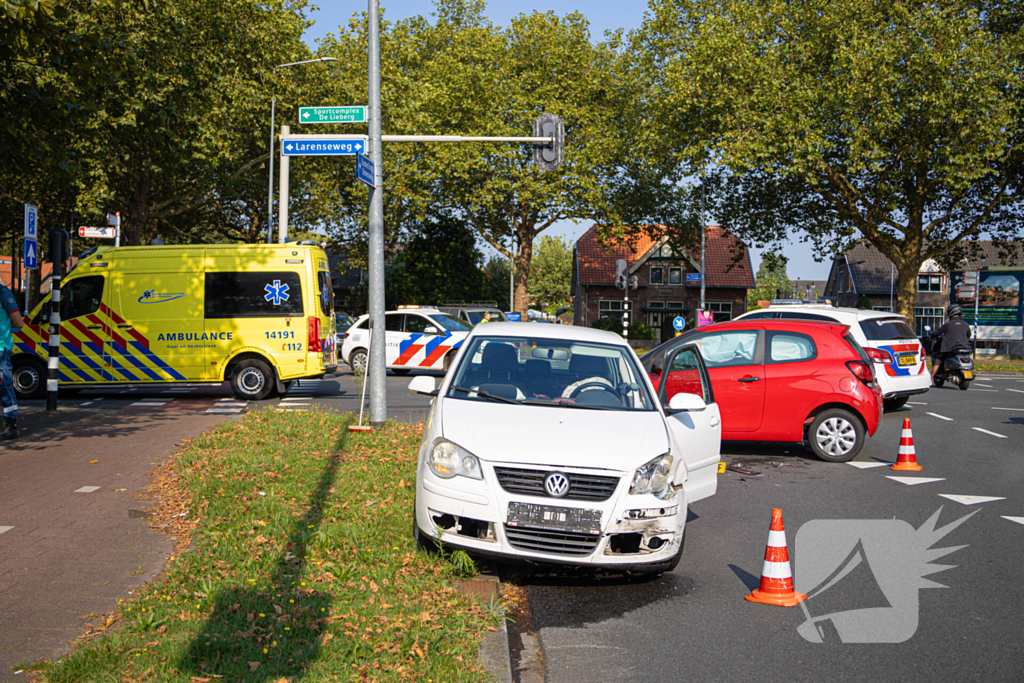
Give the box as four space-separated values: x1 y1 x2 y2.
571 225 756 341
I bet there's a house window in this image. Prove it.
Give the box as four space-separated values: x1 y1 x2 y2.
668 267 682 284
598 299 633 320
914 307 945 337
666 301 684 310
647 301 665 309
836 269 846 293
707 301 733 322
917 275 942 292
650 267 663 285
873 306 892 313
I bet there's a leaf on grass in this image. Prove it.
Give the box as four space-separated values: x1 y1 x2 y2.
248 662 260 672
115 488 127 492
318 632 334 646
413 645 426 659
102 616 116 630
419 611 431 622
369 580 378 593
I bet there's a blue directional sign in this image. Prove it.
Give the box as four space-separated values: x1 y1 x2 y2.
356 153 375 188
687 272 702 283
281 137 367 156
24 204 37 239
506 312 522 322
672 316 686 331
23 238 38 271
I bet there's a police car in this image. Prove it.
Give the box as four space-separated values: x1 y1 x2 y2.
341 306 472 375
735 302 930 410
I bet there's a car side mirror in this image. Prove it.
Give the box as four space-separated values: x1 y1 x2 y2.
666 392 706 413
424 325 439 335
408 376 438 396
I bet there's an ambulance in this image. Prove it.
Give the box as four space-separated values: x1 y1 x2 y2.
12 242 337 401
341 306 471 375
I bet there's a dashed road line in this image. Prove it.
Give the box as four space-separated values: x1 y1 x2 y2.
1006 388 1024 395
908 401 928 405
1002 516 1024 526
79 401 93 406
927 412 953 421
75 486 101 493
886 476 946 485
0 526 13 535
972 427 1007 438
991 407 1024 411
938 494 1005 506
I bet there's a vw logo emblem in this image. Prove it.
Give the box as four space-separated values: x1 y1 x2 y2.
544 472 570 498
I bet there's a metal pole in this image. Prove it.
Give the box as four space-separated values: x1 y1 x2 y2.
509 238 514 313
699 174 706 310
890 262 894 311
114 212 120 248
973 274 980 360
267 95 276 244
367 0 387 427
278 124 290 244
46 230 66 412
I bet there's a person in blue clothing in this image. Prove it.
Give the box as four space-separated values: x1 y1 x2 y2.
0 279 24 440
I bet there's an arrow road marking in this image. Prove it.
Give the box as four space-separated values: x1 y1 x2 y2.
972 427 1007 438
938 494 1006 506
1002 516 1024 526
847 461 891 469
0 526 13 535
886 476 946 485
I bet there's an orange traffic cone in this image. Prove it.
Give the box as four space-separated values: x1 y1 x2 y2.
745 508 807 607
891 417 923 471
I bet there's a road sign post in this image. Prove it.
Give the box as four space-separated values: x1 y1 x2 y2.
106 212 121 247
299 106 368 124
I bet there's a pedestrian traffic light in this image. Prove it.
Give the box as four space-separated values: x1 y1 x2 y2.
615 259 627 290
533 113 564 172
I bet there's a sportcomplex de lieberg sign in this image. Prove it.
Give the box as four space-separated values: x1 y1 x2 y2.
949 270 1024 340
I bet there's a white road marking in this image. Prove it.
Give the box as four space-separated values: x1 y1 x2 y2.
847 462 891 469
1002 516 1024 526
128 401 167 407
276 408 308 412
971 389 998 392
214 402 247 407
927 412 953 421
938 494 1006 506
205 408 242 414
972 427 1008 438
75 486 101 493
1006 388 1024 395
886 476 946 485
0 526 13 535
974 384 994 388
991 407 1024 411
79 401 93 406
908 401 928 405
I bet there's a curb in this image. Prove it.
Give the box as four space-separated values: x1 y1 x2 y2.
458 574 513 683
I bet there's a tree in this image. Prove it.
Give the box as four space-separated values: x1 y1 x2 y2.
393 213 484 305
528 235 573 314
481 255 511 307
636 0 1024 325
748 252 791 310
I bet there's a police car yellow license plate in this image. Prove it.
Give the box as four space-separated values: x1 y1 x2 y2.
963 370 973 379
897 355 916 366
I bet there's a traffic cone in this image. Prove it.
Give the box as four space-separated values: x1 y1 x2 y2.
745 508 807 607
891 417 923 471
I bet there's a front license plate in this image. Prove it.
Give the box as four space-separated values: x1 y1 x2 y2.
506 502 602 535
963 370 973 379
897 355 916 367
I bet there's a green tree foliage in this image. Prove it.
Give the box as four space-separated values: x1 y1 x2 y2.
748 252 791 310
392 214 484 305
480 255 511 308
636 0 1024 325
527 235 573 315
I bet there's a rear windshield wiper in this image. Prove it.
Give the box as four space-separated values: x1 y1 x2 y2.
449 385 518 404
520 398 613 410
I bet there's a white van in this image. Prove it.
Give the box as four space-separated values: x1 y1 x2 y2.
735 303 929 410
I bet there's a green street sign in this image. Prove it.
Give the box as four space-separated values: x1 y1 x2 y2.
299 106 367 124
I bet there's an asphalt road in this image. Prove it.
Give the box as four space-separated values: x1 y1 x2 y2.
511 376 1024 682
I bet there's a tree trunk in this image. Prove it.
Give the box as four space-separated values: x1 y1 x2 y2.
513 230 534 318
894 258 923 329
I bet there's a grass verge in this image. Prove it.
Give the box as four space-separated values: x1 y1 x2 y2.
33 409 489 682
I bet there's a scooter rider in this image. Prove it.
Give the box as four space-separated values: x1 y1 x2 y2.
929 305 972 384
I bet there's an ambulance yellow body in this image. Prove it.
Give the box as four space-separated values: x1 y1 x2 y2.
12 243 336 401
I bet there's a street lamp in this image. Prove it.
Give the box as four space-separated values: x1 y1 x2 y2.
266 57 338 244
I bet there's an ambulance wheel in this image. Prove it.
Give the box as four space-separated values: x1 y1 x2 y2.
349 349 368 374
230 359 274 401
12 357 46 400
392 369 410 376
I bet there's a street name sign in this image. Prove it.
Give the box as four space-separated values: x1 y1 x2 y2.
956 284 977 299
79 226 117 238
686 273 702 283
963 271 979 285
282 137 368 156
356 153 375 188
23 238 38 270
24 204 38 239
299 106 367 124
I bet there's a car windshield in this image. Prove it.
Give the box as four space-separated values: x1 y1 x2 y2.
446 336 655 411
429 313 472 332
468 310 506 324
860 318 917 341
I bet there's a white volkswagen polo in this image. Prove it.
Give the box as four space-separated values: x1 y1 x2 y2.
408 323 722 572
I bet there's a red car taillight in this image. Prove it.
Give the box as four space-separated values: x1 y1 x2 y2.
846 360 874 385
865 347 891 363
308 317 322 352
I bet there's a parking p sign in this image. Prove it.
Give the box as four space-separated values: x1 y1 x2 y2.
24 204 38 239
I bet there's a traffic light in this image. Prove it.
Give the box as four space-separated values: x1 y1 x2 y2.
615 258 627 290
630 275 639 291
533 113 564 171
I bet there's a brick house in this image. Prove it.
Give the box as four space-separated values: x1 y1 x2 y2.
571 225 756 341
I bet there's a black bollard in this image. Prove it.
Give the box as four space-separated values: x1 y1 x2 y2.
46 229 70 411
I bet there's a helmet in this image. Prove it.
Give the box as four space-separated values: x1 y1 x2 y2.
948 305 963 317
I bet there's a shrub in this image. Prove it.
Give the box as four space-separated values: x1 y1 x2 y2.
627 320 657 340
591 316 623 335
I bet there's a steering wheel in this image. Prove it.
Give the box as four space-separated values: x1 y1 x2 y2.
567 380 615 399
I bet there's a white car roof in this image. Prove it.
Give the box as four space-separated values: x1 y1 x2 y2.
466 321 631 346
745 305 907 322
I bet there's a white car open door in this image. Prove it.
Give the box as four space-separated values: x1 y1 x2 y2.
658 343 722 504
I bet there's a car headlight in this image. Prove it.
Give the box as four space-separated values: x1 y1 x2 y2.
629 454 675 500
427 439 483 480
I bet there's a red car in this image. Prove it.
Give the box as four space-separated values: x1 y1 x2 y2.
642 320 882 462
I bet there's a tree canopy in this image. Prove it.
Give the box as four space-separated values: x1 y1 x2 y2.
635 0 1024 323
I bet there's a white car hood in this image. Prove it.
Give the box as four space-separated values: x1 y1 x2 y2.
440 398 669 472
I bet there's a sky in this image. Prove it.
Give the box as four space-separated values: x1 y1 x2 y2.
301 1 835 282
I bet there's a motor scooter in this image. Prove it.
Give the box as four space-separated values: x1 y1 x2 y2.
926 327 974 390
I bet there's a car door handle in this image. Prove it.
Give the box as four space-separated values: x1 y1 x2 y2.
710 414 720 427
738 376 760 383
